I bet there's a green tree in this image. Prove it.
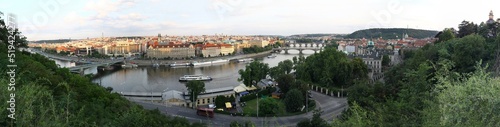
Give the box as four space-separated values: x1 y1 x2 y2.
382 54 391 66
423 62 500 126
436 28 456 43
214 95 227 109
297 109 329 127
259 98 279 116
458 20 478 38
278 59 294 74
269 66 283 79
185 80 206 108
284 89 304 113
230 121 243 127
276 74 295 94
238 61 269 87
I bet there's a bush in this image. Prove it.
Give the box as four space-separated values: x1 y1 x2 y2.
240 94 257 102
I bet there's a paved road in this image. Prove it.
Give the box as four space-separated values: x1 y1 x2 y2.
130 91 347 127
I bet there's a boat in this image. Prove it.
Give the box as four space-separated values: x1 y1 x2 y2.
211 59 229 64
191 59 229 66
267 54 277 58
191 61 212 66
238 58 254 62
179 75 213 82
169 62 191 67
122 63 138 68
152 63 160 67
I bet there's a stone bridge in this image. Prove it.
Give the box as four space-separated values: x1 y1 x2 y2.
272 43 326 54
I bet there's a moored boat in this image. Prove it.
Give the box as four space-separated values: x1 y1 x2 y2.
169 62 191 67
179 75 213 82
238 58 254 62
122 63 138 68
267 54 277 58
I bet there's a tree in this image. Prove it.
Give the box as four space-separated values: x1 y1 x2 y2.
458 20 478 38
259 98 279 116
214 95 227 109
436 28 456 43
276 74 295 94
230 121 243 127
269 66 283 80
238 61 269 87
284 89 304 113
423 62 500 126
382 54 391 67
278 59 294 74
185 80 206 108
297 109 329 127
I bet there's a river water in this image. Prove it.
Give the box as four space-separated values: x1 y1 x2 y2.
51 44 320 95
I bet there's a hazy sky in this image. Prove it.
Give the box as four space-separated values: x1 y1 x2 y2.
1 0 499 40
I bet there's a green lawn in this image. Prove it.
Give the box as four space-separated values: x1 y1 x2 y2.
242 96 314 117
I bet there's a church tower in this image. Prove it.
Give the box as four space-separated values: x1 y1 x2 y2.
157 33 161 43
488 10 496 24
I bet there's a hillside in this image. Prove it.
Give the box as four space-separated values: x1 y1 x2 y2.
346 28 439 39
0 16 203 127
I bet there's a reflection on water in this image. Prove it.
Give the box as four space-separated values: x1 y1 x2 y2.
93 50 317 93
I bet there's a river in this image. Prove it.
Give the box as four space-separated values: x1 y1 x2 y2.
50 46 319 96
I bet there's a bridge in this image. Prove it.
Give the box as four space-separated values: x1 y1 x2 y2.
67 59 124 72
30 49 125 74
273 43 326 54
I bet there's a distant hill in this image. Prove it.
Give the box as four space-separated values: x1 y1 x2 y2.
289 34 347 38
31 39 73 43
346 28 439 39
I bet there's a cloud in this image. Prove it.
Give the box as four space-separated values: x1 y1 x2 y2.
85 0 137 18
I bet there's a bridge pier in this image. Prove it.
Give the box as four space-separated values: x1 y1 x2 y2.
314 50 317 54
298 49 303 54
284 49 289 54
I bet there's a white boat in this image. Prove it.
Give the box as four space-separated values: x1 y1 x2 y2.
191 59 229 66
152 63 160 67
169 62 191 67
122 63 138 68
238 58 254 62
191 61 212 66
267 54 277 58
179 75 212 82
211 59 229 64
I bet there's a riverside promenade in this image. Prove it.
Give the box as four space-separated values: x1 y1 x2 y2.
130 51 273 66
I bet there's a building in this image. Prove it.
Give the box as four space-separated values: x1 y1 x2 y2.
248 40 269 47
219 43 234 55
233 41 251 53
200 43 221 57
162 90 186 106
184 87 235 108
146 42 195 59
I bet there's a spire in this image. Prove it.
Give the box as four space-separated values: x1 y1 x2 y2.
490 10 494 20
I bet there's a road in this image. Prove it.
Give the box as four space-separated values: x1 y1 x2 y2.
130 91 347 127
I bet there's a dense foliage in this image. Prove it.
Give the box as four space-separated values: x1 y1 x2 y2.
346 28 438 39
284 89 304 113
242 45 272 54
238 61 269 87
335 32 500 126
295 48 368 88
185 80 206 108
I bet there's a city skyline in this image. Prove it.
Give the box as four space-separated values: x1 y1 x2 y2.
2 0 499 40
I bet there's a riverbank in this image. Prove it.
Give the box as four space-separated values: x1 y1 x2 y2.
130 51 273 66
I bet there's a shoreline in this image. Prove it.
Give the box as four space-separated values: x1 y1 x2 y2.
130 51 273 66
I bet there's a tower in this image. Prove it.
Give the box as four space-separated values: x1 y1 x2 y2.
158 33 161 43
490 10 494 20
487 10 496 24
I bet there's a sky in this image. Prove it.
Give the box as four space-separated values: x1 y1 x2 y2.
1 0 499 40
